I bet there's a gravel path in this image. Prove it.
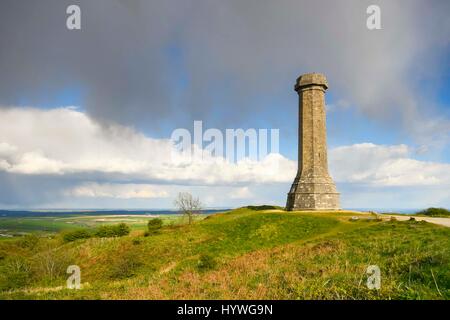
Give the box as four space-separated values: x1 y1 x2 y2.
383 215 450 228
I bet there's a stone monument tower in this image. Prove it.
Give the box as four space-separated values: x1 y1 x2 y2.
286 73 340 211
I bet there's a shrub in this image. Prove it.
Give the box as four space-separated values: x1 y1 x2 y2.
143 231 150 237
0 256 32 290
18 234 40 250
32 246 74 282
417 207 450 217
197 254 216 271
116 223 131 236
108 249 142 279
63 229 92 242
95 223 130 238
147 218 163 235
132 238 141 245
244 205 284 211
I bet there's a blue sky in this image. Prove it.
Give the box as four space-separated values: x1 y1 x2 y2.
0 0 449 210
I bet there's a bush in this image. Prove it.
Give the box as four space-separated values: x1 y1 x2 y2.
147 218 163 235
63 224 130 241
18 234 40 250
197 254 216 271
116 223 131 236
32 246 74 282
108 249 142 279
0 256 32 290
95 223 130 238
417 207 450 217
94 226 112 238
63 229 92 242
244 205 284 211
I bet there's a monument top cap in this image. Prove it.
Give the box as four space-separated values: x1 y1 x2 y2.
295 73 328 91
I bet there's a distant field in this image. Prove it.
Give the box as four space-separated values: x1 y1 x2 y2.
0 214 207 237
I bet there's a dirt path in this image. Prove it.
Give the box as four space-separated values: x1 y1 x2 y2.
383 215 450 228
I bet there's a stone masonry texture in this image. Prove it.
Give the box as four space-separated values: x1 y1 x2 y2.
286 73 340 211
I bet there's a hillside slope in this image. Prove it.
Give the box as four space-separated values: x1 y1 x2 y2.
0 208 449 299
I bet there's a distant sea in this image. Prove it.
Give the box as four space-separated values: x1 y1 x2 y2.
0 209 229 218
0 207 422 217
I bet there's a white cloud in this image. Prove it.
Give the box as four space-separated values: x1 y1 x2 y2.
229 186 253 199
326 100 351 113
67 183 169 199
1 107 449 188
330 143 450 186
0 107 295 184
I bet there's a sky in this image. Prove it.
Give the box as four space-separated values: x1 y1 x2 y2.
0 0 449 210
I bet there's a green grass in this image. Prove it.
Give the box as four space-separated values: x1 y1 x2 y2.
0 207 448 300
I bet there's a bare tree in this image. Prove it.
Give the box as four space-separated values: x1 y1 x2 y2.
174 192 202 225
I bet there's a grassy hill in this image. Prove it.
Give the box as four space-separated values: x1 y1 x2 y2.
0 207 449 299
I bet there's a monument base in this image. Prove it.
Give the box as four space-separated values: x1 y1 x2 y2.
286 177 340 211
286 191 340 211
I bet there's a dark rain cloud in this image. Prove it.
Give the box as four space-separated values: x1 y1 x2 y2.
0 0 449 139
